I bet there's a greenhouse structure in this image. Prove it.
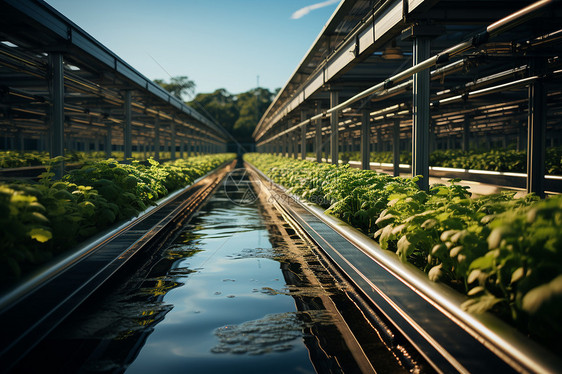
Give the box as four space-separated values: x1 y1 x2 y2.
1 0 561 373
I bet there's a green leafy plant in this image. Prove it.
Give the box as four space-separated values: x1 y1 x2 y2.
0 153 235 284
245 153 562 347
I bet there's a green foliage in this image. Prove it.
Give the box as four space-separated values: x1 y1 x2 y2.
153 76 196 101
0 150 166 169
0 184 52 278
0 151 49 168
0 154 235 284
190 87 277 143
246 153 562 345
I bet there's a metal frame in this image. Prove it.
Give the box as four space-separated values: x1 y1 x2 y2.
254 0 562 196
0 0 229 159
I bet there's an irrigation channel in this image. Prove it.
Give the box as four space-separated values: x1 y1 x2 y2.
9 159 422 374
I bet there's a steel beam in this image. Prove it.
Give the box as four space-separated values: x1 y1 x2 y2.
301 111 307 160
315 105 322 163
48 52 64 178
105 123 112 158
288 127 294 158
154 115 160 161
123 90 132 160
330 91 339 165
170 118 176 160
412 37 431 191
463 115 470 152
361 109 370 170
527 63 546 197
393 119 401 176
293 130 298 159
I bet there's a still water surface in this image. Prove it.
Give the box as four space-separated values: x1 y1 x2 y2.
15 171 407 373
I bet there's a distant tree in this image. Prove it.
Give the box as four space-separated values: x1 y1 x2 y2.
154 76 196 101
189 87 277 143
190 89 239 133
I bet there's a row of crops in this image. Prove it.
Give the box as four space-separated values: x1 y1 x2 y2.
0 153 235 284
0 150 182 169
245 153 562 350
307 146 562 174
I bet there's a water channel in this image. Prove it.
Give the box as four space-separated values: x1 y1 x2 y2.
13 167 412 373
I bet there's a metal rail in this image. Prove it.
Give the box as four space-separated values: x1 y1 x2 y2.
246 161 562 373
0 161 234 372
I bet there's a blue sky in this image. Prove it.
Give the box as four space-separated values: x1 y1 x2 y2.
45 0 341 96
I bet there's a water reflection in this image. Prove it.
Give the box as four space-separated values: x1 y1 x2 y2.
211 311 333 355
13 169 410 374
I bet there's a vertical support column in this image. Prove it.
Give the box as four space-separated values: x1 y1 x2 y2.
123 90 132 160
301 111 307 160
315 102 322 163
170 117 176 160
179 137 184 159
286 125 291 158
393 119 401 177
292 129 300 160
517 122 525 151
462 115 470 152
376 127 382 153
293 129 298 159
105 123 112 158
282 126 287 157
48 52 64 178
330 91 339 165
17 129 24 154
527 62 546 197
154 115 160 161
360 109 370 170
187 130 192 157
412 37 431 191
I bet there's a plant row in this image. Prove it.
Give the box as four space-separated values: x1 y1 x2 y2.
0 150 183 168
245 153 562 347
0 153 235 283
307 146 562 175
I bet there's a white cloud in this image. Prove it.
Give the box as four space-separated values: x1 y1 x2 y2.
290 0 340 19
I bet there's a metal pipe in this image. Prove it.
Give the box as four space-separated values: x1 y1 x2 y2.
257 0 553 146
487 0 553 36
438 75 540 105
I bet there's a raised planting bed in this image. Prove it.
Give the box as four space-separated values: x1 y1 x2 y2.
0 154 236 285
244 153 562 356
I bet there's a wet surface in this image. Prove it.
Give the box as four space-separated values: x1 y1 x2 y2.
13 168 411 374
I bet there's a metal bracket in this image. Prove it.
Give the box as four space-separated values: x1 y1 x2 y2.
401 24 445 41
